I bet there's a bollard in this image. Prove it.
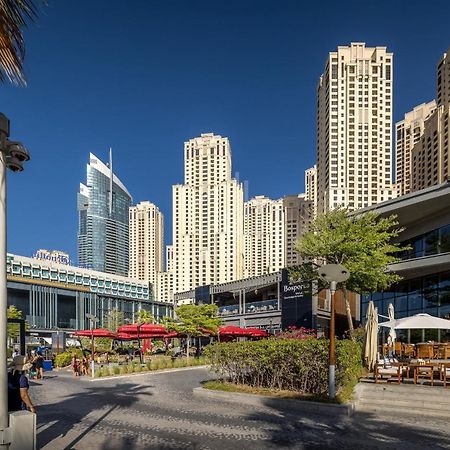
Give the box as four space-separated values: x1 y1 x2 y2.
9 411 36 450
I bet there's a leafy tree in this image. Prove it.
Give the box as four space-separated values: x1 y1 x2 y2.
7 305 26 341
0 0 44 85
136 309 154 324
293 208 407 338
103 308 124 332
164 304 222 358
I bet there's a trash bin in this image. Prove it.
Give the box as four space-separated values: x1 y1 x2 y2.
43 360 52 371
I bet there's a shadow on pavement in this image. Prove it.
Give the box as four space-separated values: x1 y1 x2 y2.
245 397 450 449
36 381 154 449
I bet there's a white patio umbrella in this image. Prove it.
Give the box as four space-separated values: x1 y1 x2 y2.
364 301 378 371
379 313 450 330
387 303 396 347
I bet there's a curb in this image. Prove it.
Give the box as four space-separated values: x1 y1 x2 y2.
193 387 354 417
87 365 210 381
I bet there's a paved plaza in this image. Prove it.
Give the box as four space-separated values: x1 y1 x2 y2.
31 367 450 450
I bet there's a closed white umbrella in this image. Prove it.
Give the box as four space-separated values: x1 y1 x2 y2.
379 313 450 330
364 301 378 371
387 303 396 348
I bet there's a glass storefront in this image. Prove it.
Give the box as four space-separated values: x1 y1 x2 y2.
362 270 450 343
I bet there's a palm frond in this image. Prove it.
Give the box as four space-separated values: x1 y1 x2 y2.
0 0 38 85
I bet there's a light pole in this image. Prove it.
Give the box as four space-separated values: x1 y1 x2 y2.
318 264 350 399
86 313 99 378
0 113 30 446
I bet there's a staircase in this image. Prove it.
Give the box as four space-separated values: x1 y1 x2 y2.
354 382 450 417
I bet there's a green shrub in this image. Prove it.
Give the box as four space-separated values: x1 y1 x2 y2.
120 365 129 375
146 361 153 371
135 364 142 373
112 365 121 375
54 349 83 368
204 338 362 398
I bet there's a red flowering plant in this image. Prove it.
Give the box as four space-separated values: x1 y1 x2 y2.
276 326 317 340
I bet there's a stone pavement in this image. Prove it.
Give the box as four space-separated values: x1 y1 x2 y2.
31 367 450 450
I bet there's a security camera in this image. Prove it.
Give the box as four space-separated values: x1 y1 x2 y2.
5 155 24 172
7 141 30 162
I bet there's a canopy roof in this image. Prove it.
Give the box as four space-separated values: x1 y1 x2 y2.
219 325 253 337
379 313 450 330
74 328 117 338
118 324 167 334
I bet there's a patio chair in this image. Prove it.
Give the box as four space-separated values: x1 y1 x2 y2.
374 358 405 384
402 343 415 358
394 342 402 357
416 344 433 359
440 364 450 387
415 365 434 386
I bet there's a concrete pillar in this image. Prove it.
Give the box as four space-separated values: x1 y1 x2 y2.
9 411 36 450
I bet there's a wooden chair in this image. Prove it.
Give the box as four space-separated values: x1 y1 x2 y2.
374 358 405 384
402 343 415 358
394 342 402 357
440 363 450 387
416 344 433 359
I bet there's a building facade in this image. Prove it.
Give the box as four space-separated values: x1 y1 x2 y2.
129 201 164 292
304 165 317 216
78 152 131 276
7 254 172 334
360 183 450 342
283 194 312 267
395 101 437 196
243 196 284 278
316 42 395 214
172 133 244 293
437 48 450 107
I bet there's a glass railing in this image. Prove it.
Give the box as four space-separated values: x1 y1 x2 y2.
245 299 278 314
218 305 239 316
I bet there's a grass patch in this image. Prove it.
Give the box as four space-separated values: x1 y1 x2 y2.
203 380 342 403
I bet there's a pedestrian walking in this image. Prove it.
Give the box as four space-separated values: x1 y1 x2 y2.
8 356 36 413
71 355 79 376
35 352 44 380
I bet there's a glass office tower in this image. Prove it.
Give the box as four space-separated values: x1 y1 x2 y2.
78 152 131 276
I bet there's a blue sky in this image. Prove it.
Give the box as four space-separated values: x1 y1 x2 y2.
2 0 450 262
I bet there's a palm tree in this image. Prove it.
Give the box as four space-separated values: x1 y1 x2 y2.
0 0 39 85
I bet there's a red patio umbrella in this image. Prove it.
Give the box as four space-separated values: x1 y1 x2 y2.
218 325 253 337
118 324 167 334
246 328 270 338
74 328 118 339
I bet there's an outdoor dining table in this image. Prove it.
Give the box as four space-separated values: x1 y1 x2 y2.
408 362 438 386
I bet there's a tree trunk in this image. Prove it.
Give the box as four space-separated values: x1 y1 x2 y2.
342 286 355 340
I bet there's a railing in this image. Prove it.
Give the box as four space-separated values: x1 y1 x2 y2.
245 299 278 314
218 305 239 317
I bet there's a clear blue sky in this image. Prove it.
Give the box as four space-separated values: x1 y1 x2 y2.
2 0 450 262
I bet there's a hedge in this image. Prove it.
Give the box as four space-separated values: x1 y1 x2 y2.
204 338 362 396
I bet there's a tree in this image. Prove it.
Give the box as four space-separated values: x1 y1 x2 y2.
136 309 154 324
293 208 407 338
103 308 124 332
164 304 222 358
7 305 25 341
0 0 42 85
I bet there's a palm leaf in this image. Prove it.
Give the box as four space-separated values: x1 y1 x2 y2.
0 0 38 85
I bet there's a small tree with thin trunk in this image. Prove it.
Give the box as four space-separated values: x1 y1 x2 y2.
293 208 408 339
136 309 154 324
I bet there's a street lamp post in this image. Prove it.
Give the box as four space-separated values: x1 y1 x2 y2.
86 313 99 378
0 113 30 446
318 264 350 399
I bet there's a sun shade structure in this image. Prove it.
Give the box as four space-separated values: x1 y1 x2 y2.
245 328 270 337
364 301 378 371
218 325 254 337
118 324 168 334
74 329 118 338
379 313 450 330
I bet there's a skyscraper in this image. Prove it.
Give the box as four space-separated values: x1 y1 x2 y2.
316 43 395 214
283 194 312 267
304 165 317 216
410 48 450 192
395 101 436 196
244 196 284 278
129 201 164 291
173 133 244 293
78 152 131 276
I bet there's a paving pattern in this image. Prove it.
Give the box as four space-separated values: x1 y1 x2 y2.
31 367 450 450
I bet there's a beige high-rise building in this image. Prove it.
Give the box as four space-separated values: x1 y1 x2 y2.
437 48 450 107
156 245 175 303
410 49 450 193
411 104 450 191
316 42 396 214
395 101 436 196
244 196 284 278
283 194 312 267
305 165 317 216
173 133 244 293
129 201 164 295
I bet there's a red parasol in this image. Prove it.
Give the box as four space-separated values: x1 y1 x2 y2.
246 328 270 338
118 324 167 334
218 325 253 337
74 328 118 339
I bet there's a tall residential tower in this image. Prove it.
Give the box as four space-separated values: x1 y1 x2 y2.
78 152 131 276
173 133 244 293
316 43 395 213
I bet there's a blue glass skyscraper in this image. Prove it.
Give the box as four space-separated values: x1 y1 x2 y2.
78 151 131 276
